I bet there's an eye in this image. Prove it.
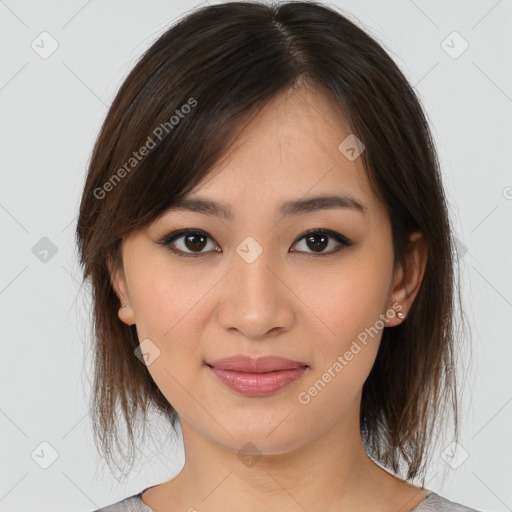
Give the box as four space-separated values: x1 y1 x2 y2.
157 228 352 258
157 229 220 258
291 229 352 257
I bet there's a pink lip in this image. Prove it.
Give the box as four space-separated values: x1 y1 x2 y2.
206 355 309 396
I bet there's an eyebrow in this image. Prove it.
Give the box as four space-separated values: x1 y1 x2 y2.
169 193 366 221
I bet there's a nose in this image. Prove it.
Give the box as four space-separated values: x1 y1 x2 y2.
216 244 295 341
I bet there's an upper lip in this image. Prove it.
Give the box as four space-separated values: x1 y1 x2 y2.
206 355 309 373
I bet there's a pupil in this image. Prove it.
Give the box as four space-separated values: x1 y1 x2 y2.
185 233 207 252
307 234 328 252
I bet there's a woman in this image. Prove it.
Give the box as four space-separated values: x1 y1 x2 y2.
77 1 480 511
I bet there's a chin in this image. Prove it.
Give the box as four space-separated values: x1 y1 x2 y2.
215 421 312 458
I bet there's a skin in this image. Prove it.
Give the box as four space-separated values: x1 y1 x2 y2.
111 84 428 512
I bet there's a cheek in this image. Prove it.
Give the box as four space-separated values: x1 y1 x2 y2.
127 247 202 338
300 248 394 399
294 290 386 431
130 270 208 415
125 251 209 389
318 254 393 345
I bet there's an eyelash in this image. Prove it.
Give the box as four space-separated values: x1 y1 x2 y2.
157 228 353 259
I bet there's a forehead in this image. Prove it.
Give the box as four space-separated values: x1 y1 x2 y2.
182 86 377 217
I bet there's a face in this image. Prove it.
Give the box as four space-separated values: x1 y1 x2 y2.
112 85 420 457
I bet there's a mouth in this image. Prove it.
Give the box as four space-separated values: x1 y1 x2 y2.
206 355 309 373
205 355 309 396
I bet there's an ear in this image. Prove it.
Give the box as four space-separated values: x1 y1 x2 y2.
385 231 428 327
107 256 136 326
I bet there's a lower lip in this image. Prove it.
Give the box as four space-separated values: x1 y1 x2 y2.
207 365 308 396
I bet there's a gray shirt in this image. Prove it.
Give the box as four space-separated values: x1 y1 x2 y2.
92 487 482 511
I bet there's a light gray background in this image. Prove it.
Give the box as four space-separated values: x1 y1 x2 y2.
1 0 511 511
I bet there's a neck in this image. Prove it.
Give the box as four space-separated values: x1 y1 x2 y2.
145 396 425 512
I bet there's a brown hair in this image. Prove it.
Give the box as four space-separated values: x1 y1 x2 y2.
76 0 465 483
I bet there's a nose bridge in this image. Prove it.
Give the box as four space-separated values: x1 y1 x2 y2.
237 242 274 299
218 235 293 339
234 234 280 311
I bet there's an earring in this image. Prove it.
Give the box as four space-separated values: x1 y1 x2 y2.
397 310 405 319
